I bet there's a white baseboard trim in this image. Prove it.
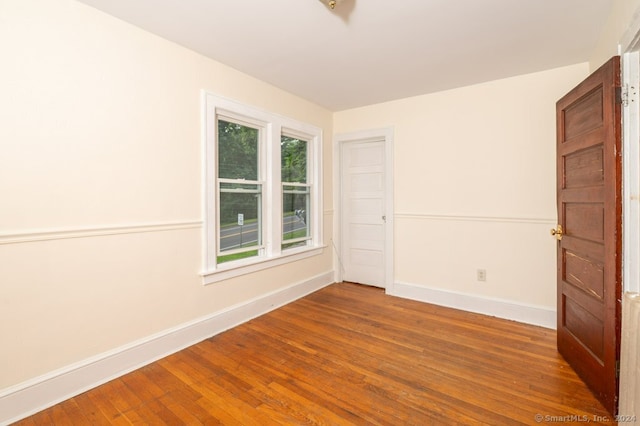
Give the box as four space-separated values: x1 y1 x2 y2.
0 271 334 425
388 281 556 330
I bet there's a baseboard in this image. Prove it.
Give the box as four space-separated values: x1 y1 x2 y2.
0 271 334 425
389 281 556 330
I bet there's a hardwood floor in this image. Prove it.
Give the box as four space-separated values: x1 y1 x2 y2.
15 282 611 425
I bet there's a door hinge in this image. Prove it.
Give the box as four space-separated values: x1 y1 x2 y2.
617 84 636 107
617 86 627 106
616 359 620 378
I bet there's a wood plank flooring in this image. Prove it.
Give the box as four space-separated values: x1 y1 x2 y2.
14 282 612 425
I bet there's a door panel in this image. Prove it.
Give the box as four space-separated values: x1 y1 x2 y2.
564 251 604 298
342 140 386 288
556 56 622 415
564 203 604 241
563 87 603 139
564 145 604 187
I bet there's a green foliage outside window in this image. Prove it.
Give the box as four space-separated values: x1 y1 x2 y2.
218 120 260 227
281 136 307 184
218 120 258 180
282 136 310 248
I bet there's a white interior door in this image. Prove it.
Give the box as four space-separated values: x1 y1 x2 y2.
341 140 386 287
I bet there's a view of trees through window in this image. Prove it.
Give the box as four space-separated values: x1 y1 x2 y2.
204 94 322 277
218 120 258 181
215 119 313 264
217 119 261 263
282 136 310 249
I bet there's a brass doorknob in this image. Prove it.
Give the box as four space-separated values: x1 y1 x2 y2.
550 225 563 241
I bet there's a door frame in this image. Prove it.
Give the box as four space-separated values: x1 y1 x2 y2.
621 13 640 295
334 127 394 290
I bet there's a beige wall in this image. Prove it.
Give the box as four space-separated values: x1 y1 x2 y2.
590 0 640 69
334 64 589 310
0 0 333 389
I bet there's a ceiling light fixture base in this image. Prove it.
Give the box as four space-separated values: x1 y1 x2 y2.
320 0 343 10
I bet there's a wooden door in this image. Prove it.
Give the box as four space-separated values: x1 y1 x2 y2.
341 140 386 288
555 56 622 414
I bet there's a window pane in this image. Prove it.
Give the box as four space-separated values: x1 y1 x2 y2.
282 185 310 247
219 183 262 257
218 119 259 180
217 250 259 264
281 136 307 183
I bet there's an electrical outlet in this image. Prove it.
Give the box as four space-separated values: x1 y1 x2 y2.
477 269 487 282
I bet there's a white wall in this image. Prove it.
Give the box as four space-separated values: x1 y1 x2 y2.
590 0 640 70
0 0 333 393
334 64 589 326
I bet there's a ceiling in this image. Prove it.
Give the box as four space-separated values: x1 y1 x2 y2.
75 0 613 111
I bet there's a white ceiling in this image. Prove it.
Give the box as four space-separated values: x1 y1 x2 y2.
75 0 613 111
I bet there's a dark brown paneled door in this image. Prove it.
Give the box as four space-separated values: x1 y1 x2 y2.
555 56 622 415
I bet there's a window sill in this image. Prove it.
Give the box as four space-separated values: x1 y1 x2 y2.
201 245 325 285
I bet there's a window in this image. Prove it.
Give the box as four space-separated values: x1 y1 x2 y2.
281 135 310 250
203 93 323 283
217 119 262 264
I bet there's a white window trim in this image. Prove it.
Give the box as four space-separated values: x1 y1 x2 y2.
201 92 323 284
